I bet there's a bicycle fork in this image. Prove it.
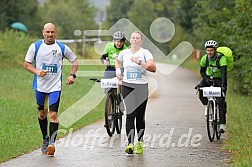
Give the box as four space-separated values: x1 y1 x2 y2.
208 98 217 121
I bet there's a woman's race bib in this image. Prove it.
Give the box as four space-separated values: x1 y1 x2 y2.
126 70 142 80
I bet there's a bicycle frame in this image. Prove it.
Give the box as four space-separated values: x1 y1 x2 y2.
200 86 222 141
208 97 217 122
90 77 123 137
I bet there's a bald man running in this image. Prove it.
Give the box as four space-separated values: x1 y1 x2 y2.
23 23 78 156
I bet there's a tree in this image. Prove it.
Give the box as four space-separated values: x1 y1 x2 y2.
0 0 40 36
188 0 252 95
175 0 197 33
191 0 235 49
150 0 184 52
104 0 188 54
105 0 134 28
40 0 97 39
127 0 157 39
226 0 252 95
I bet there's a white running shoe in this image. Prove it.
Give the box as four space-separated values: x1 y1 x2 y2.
220 124 226 133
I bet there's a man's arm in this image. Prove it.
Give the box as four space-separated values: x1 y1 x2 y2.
100 53 108 64
200 66 209 80
132 58 156 72
115 58 122 81
66 59 78 85
220 65 227 89
70 59 78 74
23 61 47 77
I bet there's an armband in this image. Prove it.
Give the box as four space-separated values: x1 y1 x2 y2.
116 68 121 76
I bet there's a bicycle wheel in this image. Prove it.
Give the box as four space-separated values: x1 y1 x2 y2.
115 94 122 134
215 105 221 139
105 93 115 137
207 101 215 142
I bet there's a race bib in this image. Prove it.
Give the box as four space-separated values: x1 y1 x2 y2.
126 70 142 80
202 87 222 97
42 63 57 74
101 78 118 88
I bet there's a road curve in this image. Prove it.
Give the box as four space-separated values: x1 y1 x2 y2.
0 64 229 167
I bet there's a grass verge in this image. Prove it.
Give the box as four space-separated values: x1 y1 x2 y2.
0 64 106 163
224 88 252 166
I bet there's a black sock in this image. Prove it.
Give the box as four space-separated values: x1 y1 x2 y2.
38 117 48 140
49 122 59 143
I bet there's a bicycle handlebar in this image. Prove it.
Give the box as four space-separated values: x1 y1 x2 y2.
90 77 119 89
90 78 101 83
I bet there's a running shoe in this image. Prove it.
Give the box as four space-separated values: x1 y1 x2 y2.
41 137 49 154
47 143 55 156
220 124 226 133
135 141 143 154
125 143 134 154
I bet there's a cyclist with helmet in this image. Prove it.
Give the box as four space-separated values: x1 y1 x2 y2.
100 31 127 115
100 31 127 92
196 40 227 133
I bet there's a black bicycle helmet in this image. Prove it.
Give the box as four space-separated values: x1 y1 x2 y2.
113 31 126 40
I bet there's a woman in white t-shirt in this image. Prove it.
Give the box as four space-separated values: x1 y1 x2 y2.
115 31 156 154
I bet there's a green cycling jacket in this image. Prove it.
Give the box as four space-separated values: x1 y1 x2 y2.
200 53 227 78
103 42 127 67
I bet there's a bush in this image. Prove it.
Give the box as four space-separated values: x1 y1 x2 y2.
0 30 34 68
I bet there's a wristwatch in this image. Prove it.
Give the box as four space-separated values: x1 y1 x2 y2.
137 60 142 65
70 73 76 78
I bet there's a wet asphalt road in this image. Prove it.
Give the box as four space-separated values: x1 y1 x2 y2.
0 64 229 167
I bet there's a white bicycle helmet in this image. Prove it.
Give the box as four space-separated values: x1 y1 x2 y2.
113 31 126 40
204 40 218 48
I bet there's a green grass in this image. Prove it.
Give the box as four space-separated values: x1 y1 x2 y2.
181 56 201 72
224 89 252 166
0 64 105 162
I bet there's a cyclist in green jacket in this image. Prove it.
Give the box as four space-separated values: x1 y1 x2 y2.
196 40 227 133
100 31 127 83
100 31 127 113
101 31 128 93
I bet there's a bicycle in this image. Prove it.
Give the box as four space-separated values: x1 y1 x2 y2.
90 77 123 137
199 84 224 142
